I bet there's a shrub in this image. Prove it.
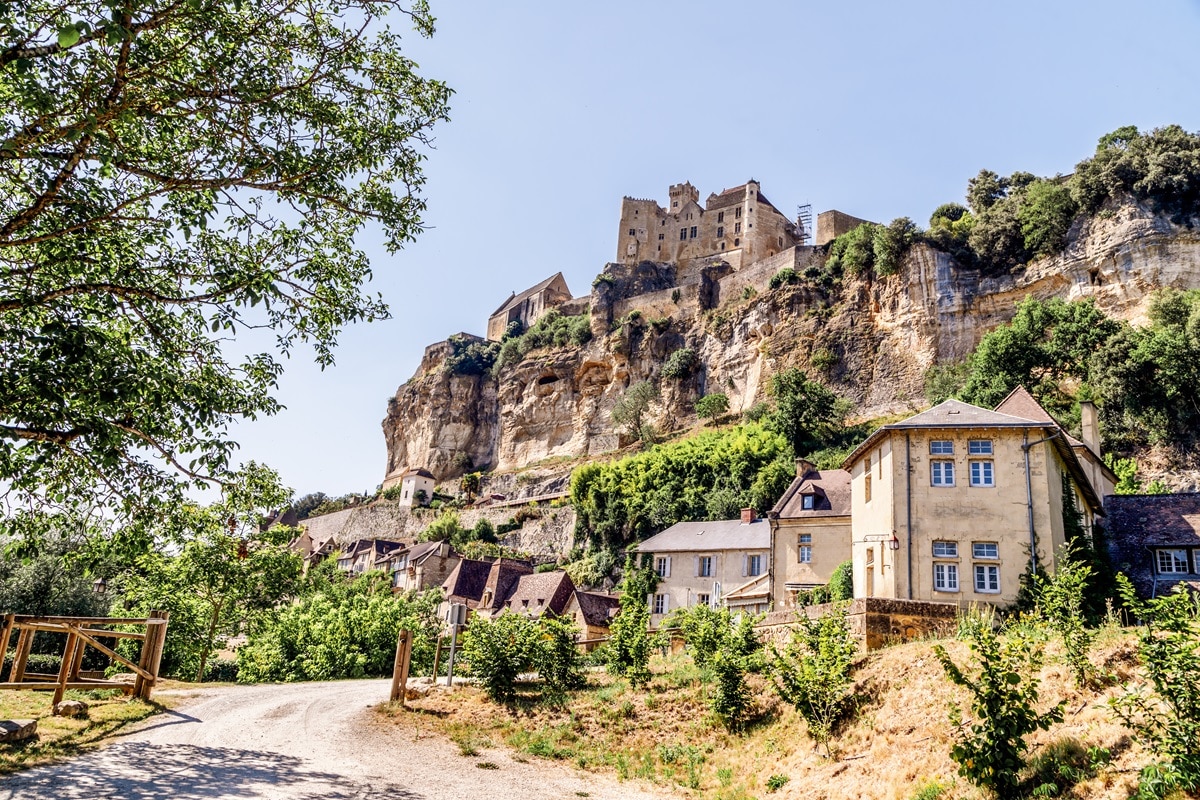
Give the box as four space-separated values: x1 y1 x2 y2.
491 311 592 373
766 368 853 457
1019 179 1078 258
419 510 465 543
661 347 699 380
445 334 500 376
873 217 918 276
1032 547 1096 688
934 617 1064 798
204 658 239 683
825 223 879 278
771 602 858 753
766 774 790 792
536 615 587 694
828 560 854 601
695 392 730 424
460 612 541 703
2 651 62 676
607 560 658 687
769 268 798 289
710 646 752 731
610 380 659 445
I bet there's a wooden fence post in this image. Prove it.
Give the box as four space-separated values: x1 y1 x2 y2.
431 634 443 679
389 630 412 705
10 627 32 682
136 610 169 701
52 631 80 705
0 615 14 672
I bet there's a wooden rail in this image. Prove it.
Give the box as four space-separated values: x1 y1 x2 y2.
0 612 170 704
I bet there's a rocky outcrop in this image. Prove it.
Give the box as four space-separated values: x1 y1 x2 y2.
382 201 1200 480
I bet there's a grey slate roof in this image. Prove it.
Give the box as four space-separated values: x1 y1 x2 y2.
572 590 621 627
635 518 770 553
489 272 567 318
1106 493 1200 598
500 571 575 618
771 467 852 519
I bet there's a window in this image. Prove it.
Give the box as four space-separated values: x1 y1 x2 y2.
968 439 993 455
734 221 742 234
717 226 724 238
934 562 959 591
932 541 958 558
679 228 687 241
698 555 713 578
717 211 724 223
735 207 742 218
689 226 697 238
972 542 999 559
696 593 710 607
734 238 740 246
970 460 994 487
654 556 671 578
799 534 812 563
628 228 635 236
1157 549 1190 574
747 554 763 576
931 460 955 486
658 233 664 241
672 200 678 208
974 564 1000 593
930 440 954 455
865 474 872 502
801 494 815 510
652 594 668 614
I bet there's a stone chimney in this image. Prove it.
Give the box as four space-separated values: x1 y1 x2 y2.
740 507 756 524
794 458 816 478
1080 401 1101 456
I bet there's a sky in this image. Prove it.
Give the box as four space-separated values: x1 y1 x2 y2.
225 0 1200 501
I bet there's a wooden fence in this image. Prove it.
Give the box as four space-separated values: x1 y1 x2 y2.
0 611 170 704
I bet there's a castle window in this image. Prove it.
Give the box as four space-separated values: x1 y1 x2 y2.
718 211 725 223
720 243 726 250
690 226 697 238
680 228 687 241
735 207 742 218
717 226 724 238
628 228 635 236
658 233 664 241
735 222 742 234
672 201 678 208
734 238 740 246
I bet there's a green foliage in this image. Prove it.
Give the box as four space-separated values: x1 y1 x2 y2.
419 510 465 543
536 615 587 694
492 311 593 373
1110 576 1200 798
710 646 752 731
771 603 858 753
765 774 790 792
1019 180 1079 258
934 617 1065 799
459 612 541 703
908 779 951 800
1022 737 1112 798
564 548 616 588
236 573 441 683
1032 547 1096 687
825 223 881 279
0 0 450 538
570 422 793 551
769 268 799 289
1071 125 1200 220
828 560 855 602
606 560 658 687
874 217 919 276
926 203 976 265
611 380 659 445
924 361 969 405
445 335 500 377
767 368 853 457
661 347 699 380
695 392 730 424
0 533 111 625
967 169 1010 214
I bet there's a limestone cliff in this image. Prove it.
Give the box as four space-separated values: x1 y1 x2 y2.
382 200 1200 481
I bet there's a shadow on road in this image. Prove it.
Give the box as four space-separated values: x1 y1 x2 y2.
109 709 203 738
0 742 424 800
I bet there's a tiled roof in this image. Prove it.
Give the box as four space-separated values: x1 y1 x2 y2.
489 272 567 319
441 558 493 606
994 386 1087 449
704 183 779 213
500 571 575 618
572 590 621 627
402 468 435 480
771 467 852 519
1106 493 1200 597
635 518 770 553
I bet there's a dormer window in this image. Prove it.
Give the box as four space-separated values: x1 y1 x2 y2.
801 494 815 510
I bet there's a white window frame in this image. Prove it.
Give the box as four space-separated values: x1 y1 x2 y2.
934 562 959 592
698 555 713 578
801 494 815 510
970 460 995 487
972 542 999 560
1157 549 1190 574
930 440 954 455
652 593 668 614
747 554 763 577
974 564 1001 593
654 556 671 578
696 593 710 608
932 540 958 558
799 545 812 564
968 439 993 455
931 460 955 487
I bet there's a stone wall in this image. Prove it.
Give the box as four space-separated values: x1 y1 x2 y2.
754 597 959 650
816 209 872 246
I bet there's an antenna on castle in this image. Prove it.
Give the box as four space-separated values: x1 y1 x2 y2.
796 203 813 246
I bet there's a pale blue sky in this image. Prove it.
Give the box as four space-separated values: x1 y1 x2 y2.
228 0 1200 500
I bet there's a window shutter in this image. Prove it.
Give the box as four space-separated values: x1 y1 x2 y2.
694 556 700 577
662 594 670 613
741 555 748 577
664 556 672 578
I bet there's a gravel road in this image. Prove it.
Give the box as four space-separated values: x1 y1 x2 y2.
0 680 673 800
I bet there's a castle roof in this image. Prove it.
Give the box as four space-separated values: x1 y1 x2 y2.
705 182 780 214
489 272 568 319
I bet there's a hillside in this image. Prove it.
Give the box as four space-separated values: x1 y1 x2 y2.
382 198 1200 483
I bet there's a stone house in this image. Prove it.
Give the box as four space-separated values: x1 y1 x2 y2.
562 590 621 647
841 390 1105 606
440 557 534 619
336 538 404 575
382 540 460 593
768 459 852 610
1106 493 1200 598
289 529 338 570
486 272 573 342
496 570 576 619
393 468 435 508
634 509 771 626
617 180 803 267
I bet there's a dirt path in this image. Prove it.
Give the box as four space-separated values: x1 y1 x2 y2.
0 680 673 799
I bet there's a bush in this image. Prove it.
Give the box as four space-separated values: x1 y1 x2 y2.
607 560 657 687
873 217 918 276
204 658 239 683
828 560 854 601
445 334 499 376
771 602 858 753
934 617 1064 798
661 347 698 380
710 646 752 731
1071 124 1200 219
536 615 587 694
769 268 798 289
460 612 541 703
766 368 853 457
695 392 730 424
1019 179 1078 258
2 651 62 676
491 310 592 374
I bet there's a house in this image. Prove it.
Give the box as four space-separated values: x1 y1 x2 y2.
485 272 573 342
289 529 338 569
768 459 852 609
395 468 436 508
635 508 771 626
841 391 1105 606
336 538 404 574
440 557 534 618
563 590 621 647
1106 493 1200 598
382 540 461 593
497 570 576 619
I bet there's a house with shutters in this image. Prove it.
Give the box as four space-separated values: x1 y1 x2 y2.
634 508 771 626
768 459 852 610
1106 493 1200 598
381 540 461 593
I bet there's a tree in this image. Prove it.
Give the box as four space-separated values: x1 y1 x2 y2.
766 369 851 457
0 0 451 541
695 393 730 425
607 558 658 686
611 380 658 444
967 169 1009 214
771 602 858 754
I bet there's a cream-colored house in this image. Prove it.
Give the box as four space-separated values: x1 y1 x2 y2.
635 509 771 626
395 468 435 508
842 390 1105 606
768 459 852 610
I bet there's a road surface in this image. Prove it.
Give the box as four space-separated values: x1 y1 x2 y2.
0 680 671 799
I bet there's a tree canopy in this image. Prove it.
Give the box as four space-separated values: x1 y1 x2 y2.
1 0 451 538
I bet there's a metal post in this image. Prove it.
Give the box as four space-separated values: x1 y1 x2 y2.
444 625 458 687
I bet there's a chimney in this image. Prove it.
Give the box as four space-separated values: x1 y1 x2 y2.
740 507 756 524
1080 401 1101 456
794 458 816 478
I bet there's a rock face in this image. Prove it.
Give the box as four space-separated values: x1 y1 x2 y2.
382 201 1200 481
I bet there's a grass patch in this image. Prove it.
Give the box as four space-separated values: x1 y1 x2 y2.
0 689 160 774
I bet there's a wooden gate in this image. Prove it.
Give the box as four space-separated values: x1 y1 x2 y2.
0 611 170 704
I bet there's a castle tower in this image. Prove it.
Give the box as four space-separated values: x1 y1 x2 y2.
667 182 699 212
